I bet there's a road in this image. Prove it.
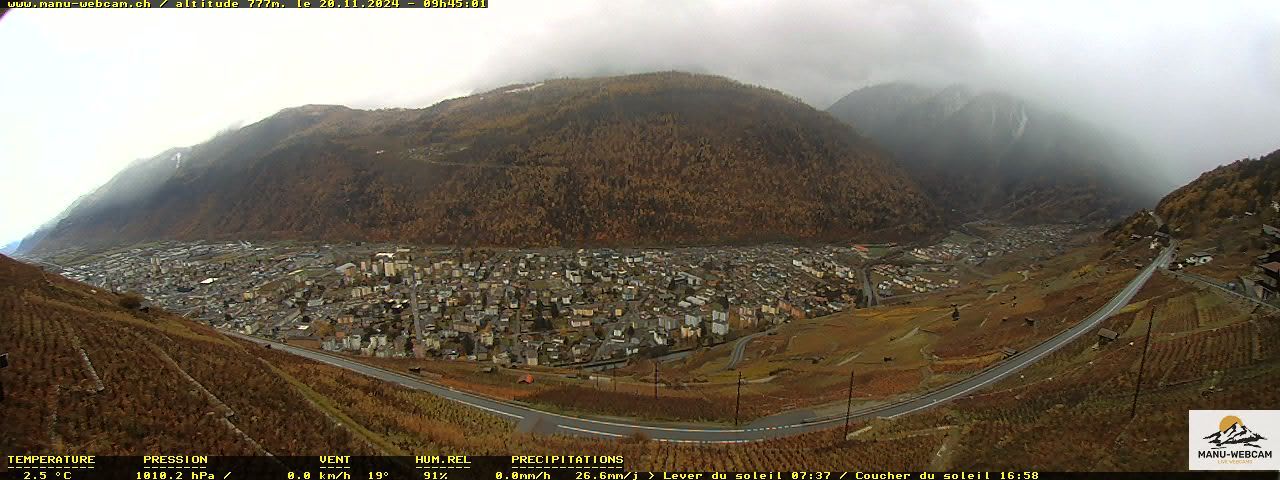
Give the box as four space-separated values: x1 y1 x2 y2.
1167 269 1279 311
859 266 879 307
226 242 1176 443
725 331 768 370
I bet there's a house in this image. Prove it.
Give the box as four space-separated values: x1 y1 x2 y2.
1184 252 1214 265
711 309 729 324
680 324 701 339
1264 224 1280 243
1097 328 1119 345
710 321 729 336
1255 262 1280 298
650 330 667 345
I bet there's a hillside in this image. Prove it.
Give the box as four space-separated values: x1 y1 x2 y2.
1153 149 1280 236
22 73 938 253
0 253 378 454
827 83 1167 223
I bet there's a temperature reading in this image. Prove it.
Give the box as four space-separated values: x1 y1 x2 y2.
23 472 73 480
368 473 389 480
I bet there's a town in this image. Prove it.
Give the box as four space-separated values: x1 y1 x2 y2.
50 224 1084 367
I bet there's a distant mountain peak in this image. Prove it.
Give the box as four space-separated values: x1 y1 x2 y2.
827 81 1161 223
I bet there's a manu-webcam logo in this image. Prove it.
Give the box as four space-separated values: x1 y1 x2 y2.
1190 410 1279 470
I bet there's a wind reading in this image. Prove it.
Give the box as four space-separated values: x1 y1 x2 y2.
0 2 1279 479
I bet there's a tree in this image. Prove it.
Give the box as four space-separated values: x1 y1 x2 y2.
117 292 144 310
460 334 475 356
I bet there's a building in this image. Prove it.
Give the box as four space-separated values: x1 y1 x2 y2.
1184 252 1214 265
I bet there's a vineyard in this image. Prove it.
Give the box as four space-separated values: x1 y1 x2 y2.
0 255 370 455
1147 322 1256 385
1257 316 1280 360
1193 291 1245 328
1155 293 1197 334
255 343 517 454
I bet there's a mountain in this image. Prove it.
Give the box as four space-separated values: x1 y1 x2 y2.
827 83 1167 223
1204 422 1267 449
21 72 938 254
1152 149 1280 236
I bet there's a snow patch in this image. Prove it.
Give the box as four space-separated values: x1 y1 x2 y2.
1012 106 1028 141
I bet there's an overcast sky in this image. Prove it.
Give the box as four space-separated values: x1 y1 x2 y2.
2 1 1279 246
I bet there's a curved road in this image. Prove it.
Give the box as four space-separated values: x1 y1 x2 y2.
226 243 1175 443
725 331 768 370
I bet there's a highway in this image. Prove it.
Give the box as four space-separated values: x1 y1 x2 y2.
225 242 1176 443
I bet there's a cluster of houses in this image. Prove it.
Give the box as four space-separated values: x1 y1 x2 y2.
964 224 1081 264
871 263 961 297
47 222 1097 368
58 241 875 367
1243 224 1280 301
302 246 868 366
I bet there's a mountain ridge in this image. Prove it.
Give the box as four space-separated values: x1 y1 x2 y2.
22 72 940 254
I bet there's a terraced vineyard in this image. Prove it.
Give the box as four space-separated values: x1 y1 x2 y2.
1155 293 1198 333
1149 322 1256 385
0 256 367 454
1194 292 1245 327
257 345 517 454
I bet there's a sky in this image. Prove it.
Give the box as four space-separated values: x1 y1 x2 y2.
2 1 1279 246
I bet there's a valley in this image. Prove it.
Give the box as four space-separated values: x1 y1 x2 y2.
5 3 1280 474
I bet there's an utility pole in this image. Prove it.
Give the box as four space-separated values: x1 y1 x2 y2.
1131 306 1157 419
735 371 743 426
0 352 8 403
653 362 659 400
843 368 855 440
612 364 617 393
